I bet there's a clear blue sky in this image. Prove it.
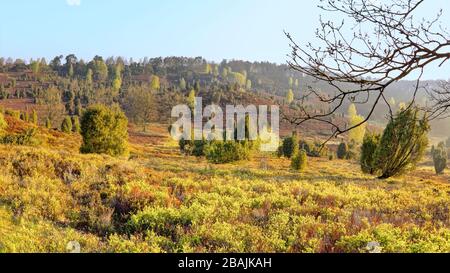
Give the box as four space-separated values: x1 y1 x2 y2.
0 0 449 80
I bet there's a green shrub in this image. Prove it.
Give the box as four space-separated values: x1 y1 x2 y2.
179 138 192 154
432 142 447 175
281 132 299 159
1 128 40 146
299 140 312 155
179 138 206 157
205 141 252 164
72 116 81 133
80 104 129 157
30 110 38 125
373 107 429 179
337 142 348 159
277 145 283 158
291 150 307 171
61 116 73 133
360 133 381 175
308 141 328 158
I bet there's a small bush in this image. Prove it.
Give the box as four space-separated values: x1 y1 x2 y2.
80 105 129 157
30 110 38 125
311 141 328 158
1 128 40 146
328 153 335 161
299 140 312 155
360 133 380 174
291 150 307 171
281 132 299 159
72 116 81 133
277 145 283 158
337 142 348 159
205 141 252 164
179 138 206 157
61 116 73 133
432 142 447 175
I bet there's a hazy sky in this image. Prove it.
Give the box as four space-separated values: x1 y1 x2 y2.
1 0 449 80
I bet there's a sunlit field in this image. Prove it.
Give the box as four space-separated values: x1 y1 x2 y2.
1 0 450 259
1 118 449 253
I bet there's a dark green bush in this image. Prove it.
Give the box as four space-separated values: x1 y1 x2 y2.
1 128 40 146
337 142 348 159
432 142 447 175
178 139 207 157
281 132 299 159
373 107 429 179
299 140 312 155
360 133 380 175
179 138 206 157
205 141 252 164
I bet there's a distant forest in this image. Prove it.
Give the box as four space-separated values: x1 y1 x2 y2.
0 55 447 136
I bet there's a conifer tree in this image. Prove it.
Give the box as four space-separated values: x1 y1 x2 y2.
373 107 429 179
61 116 73 133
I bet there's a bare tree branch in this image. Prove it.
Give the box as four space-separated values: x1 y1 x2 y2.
285 0 450 140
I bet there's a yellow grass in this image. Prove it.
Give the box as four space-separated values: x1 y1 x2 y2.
1 121 450 253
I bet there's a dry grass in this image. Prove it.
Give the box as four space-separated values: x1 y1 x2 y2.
1 117 450 253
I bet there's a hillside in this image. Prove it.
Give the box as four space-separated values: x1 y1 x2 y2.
1 57 448 138
1 115 450 253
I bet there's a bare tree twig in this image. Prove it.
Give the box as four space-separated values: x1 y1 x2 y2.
285 0 450 141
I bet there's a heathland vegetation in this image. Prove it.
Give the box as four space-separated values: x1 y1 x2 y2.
1 110 450 253
0 53 450 253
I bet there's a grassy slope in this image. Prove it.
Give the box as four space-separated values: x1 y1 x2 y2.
1 118 450 253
